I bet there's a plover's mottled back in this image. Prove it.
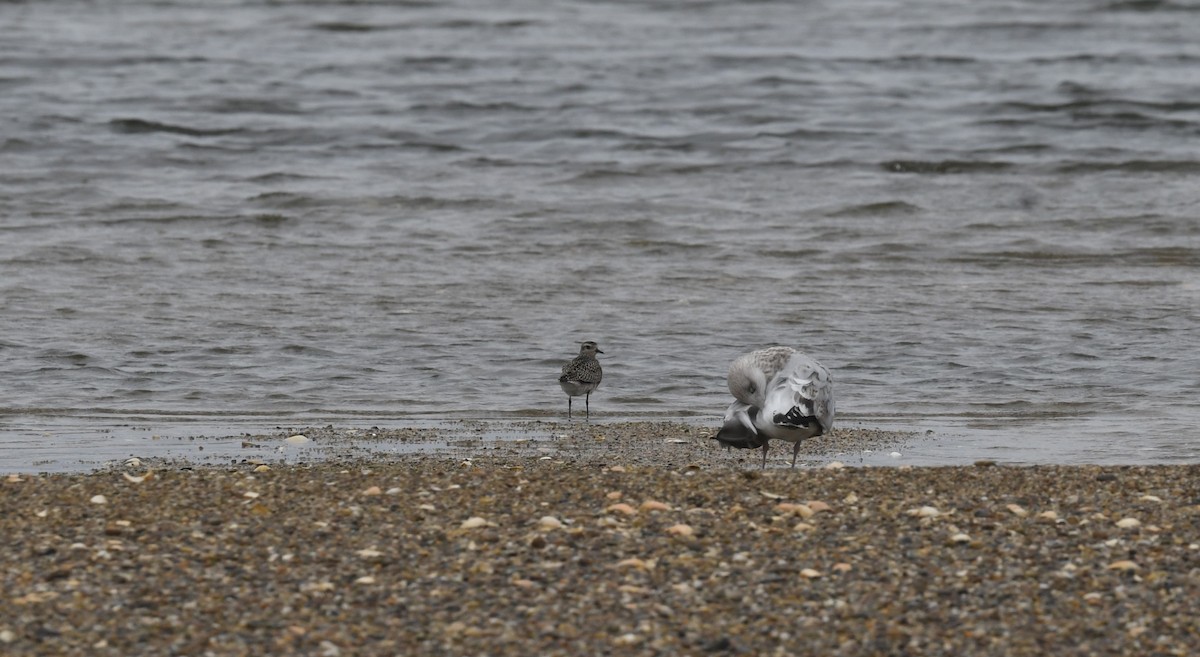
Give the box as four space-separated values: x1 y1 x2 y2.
559 341 604 420
714 346 835 469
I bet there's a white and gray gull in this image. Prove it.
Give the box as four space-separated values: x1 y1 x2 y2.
713 346 835 469
559 341 604 420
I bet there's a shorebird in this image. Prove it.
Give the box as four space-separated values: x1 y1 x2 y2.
713 346 835 469
559 341 604 420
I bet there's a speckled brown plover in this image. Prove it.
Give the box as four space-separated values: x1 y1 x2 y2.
558 341 604 420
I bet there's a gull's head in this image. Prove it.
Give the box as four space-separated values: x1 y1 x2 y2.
728 353 769 407
579 341 604 356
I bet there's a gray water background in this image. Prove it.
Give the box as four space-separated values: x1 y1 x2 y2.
2 0 1199 469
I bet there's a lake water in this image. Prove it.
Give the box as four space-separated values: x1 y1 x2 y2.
2 0 1199 471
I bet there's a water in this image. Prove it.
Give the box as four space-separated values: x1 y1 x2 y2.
2 0 1199 470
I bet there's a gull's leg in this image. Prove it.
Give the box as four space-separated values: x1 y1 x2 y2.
791 441 802 469
760 442 769 470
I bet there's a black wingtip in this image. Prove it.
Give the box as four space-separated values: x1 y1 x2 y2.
714 414 765 450
772 408 826 436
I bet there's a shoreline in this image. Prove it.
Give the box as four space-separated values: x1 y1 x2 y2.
2 420 923 475
2 425 1199 655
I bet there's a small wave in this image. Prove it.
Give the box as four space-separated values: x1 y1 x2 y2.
950 246 1198 267
310 22 398 32
204 98 303 115
0 138 35 152
246 172 327 183
408 100 537 113
109 118 239 138
1101 0 1199 12
1055 160 1200 174
881 160 1013 174
432 19 539 30
825 201 922 218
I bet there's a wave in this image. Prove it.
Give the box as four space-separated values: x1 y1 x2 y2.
1055 160 1200 174
880 160 1014 174
825 201 922 218
108 118 239 138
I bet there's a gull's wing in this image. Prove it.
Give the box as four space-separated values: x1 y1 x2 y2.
713 400 765 449
760 353 835 435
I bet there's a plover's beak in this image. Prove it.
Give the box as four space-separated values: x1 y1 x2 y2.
597 349 605 354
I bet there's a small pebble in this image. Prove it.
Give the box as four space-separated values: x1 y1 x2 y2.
361 486 382 496
1116 517 1141 529
90 495 108 505
777 503 814 519
285 435 310 445
460 517 489 529
616 558 654 571
800 568 822 578
606 503 637 516
1006 504 1028 518
538 516 565 530
640 500 671 512
666 524 694 537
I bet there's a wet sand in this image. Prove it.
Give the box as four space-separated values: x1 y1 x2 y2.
2 422 1198 656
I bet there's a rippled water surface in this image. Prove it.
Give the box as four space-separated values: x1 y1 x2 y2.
2 0 1199 468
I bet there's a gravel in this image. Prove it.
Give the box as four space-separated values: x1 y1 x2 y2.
2 421 1198 656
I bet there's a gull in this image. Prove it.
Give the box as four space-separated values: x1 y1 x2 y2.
713 346 835 469
559 341 604 420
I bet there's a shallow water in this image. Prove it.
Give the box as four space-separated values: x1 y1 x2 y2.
2 0 1198 470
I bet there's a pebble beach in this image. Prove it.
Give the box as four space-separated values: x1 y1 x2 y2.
3 422 1199 656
